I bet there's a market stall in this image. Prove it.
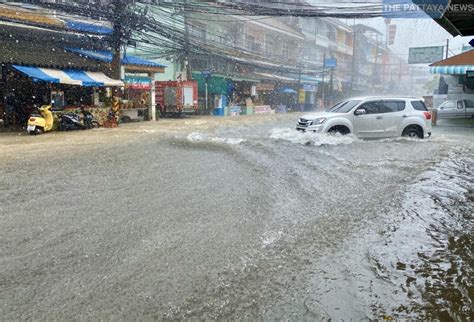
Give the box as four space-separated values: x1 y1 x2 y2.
4 64 124 127
122 75 153 122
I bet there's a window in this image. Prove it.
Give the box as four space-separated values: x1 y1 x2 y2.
327 100 361 113
358 101 382 114
282 44 289 59
411 100 428 111
190 23 206 40
457 101 463 109
381 100 405 113
245 35 255 50
440 101 455 109
265 40 274 55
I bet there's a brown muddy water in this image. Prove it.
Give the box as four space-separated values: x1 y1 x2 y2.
0 114 472 320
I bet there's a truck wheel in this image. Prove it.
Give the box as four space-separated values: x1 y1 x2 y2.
402 125 423 139
120 116 132 123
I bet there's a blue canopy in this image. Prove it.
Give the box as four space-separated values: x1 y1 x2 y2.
13 65 60 83
66 48 166 68
65 69 104 87
13 65 124 87
278 87 297 94
430 65 474 75
65 20 113 35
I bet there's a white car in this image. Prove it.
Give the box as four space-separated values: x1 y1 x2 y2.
296 97 432 139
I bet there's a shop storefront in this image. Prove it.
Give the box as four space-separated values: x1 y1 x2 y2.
65 48 166 121
192 72 230 115
1 64 123 129
122 75 153 122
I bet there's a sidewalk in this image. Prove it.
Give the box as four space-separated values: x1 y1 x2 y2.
435 118 474 128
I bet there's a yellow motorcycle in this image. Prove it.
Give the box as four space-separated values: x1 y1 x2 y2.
27 104 55 135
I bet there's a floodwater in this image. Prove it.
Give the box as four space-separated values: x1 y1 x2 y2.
0 114 472 320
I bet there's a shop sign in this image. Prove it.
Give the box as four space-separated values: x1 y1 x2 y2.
251 85 257 96
256 83 275 91
324 58 337 68
298 89 305 104
125 75 152 90
254 105 272 114
229 106 242 116
303 84 316 92
408 46 444 64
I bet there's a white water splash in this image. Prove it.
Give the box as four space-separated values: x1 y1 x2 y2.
187 132 245 145
261 230 283 246
269 128 357 146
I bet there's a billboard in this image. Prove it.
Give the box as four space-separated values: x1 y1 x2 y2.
324 58 337 68
388 24 397 45
408 46 444 64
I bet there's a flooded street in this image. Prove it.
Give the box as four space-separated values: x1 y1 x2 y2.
1 114 473 320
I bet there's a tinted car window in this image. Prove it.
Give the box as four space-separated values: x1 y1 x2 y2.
382 100 406 113
358 101 381 114
465 99 474 107
327 100 362 113
411 100 428 111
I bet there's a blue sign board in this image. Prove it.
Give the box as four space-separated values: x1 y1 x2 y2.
324 58 337 68
201 70 211 78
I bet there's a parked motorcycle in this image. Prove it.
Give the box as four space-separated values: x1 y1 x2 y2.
58 109 99 131
27 104 54 135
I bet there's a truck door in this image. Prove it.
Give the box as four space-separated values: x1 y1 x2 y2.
465 99 474 118
456 100 465 117
437 100 457 118
183 87 193 106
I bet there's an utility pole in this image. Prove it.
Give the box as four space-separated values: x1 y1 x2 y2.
110 0 128 80
183 0 192 80
321 53 325 107
372 41 379 95
330 67 333 105
446 38 449 59
350 29 357 95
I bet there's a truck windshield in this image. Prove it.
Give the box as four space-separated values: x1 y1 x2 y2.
326 100 362 113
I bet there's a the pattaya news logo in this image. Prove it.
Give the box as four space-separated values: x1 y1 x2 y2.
383 0 474 18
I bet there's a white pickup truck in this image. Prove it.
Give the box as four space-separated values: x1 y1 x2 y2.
435 99 474 118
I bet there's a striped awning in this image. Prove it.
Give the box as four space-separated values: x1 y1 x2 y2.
430 65 474 75
13 65 123 87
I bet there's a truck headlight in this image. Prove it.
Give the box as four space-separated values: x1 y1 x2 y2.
311 118 326 125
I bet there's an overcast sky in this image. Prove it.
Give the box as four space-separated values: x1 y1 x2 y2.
348 17 472 58
307 0 473 60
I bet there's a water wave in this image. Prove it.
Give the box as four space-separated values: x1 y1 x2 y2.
187 132 246 145
269 127 357 146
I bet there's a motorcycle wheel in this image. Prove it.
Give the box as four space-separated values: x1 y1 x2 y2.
91 121 99 128
35 127 44 135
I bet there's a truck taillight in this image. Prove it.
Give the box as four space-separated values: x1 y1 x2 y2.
423 112 432 120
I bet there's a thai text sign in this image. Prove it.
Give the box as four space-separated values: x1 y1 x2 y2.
408 46 444 64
